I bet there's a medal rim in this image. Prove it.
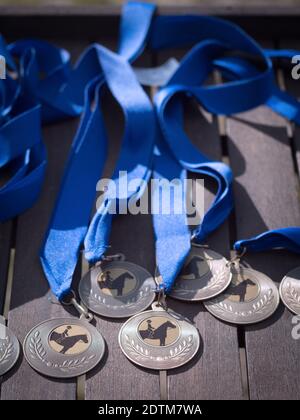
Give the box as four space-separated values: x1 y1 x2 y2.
0 325 20 377
279 266 300 315
169 247 233 302
23 317 106 379
204 267 280 325
118 309 200 370
79 261 156 319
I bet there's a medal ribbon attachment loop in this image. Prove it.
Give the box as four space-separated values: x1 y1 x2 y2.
61 290 93 323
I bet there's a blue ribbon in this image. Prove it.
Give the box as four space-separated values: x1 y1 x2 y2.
120 3 300 291
234 227 300 254
152 50 234 291
40 46 155 299
0 40 103 222
20 1 300 298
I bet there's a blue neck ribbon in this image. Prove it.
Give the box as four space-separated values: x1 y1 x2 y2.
234 227 300 254
3 1 300 298
40 45 155 299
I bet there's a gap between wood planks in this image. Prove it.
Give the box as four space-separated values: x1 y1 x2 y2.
275 39 300 181
76 254 90 400
0 219 17 397
214 38 300 399
214 69 250 401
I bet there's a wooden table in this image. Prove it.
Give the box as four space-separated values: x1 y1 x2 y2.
0 5 300 400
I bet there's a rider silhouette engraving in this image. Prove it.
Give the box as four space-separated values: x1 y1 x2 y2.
146 320 155 338
180 256 209 279
227 277 257 302
98 270 135 296
62 326 72 339
139 318 178 346
49 325 90 355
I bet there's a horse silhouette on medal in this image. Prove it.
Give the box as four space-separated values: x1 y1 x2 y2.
50 326 89 354
180 256 205 279
228 279 256 302
98 270 134 296
139 320 177 346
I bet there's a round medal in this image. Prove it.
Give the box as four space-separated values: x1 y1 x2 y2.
118 305 200 370
79 261 156 318
23 318 105 378
169 246 232 301
279 266 300 315
0 321 20 376
204 266 280 325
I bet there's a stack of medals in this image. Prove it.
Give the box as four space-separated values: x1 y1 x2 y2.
80 258 200 371
3 1 300 386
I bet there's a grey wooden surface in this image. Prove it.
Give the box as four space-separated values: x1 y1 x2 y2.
0 29 300 400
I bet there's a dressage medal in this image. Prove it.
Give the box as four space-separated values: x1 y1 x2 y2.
74 42 156 319
0 316 20 377
169 244 232 301
35 47 157 375
79 255 156 318
204 228 300 324
280 267 300 315
119 288 200 370
204 259 280 325
23 293 105 379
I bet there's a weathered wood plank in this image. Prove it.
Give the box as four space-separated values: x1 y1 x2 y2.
1 3 300 17
154 49 243 400
167 99 243 400
84 48 160 401
279 40 300 177
0 41 87 400
0 222 13 314
0 221 13 398
227 102 300 399
1 8 300 41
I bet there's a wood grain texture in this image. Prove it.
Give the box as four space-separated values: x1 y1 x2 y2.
84 49 161 401
1 10 300 41
0 221 13 314
166 100 243 400
1 4 300 16
0 41 87 400
279 40 300 178
154 47 243 400
227 104 300 400
1 19 300 401
0 221 13 398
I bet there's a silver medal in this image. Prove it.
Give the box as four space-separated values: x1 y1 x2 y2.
0 317 20 376
79 261 156 318
280 266 300 315
204 265 280 325
118 305 200 370
169 246 232 301
23 318 105 378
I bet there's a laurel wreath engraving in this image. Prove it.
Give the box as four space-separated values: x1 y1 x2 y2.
124 334 194 362
174 257 229 296
282 281 300 311
28 331 95 371
209 289 274 318
0 336 13 366
86 283 152 310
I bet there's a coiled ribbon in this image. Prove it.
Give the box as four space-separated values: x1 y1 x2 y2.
2 2 299 298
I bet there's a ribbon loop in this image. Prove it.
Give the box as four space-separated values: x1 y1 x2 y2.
234 228 300 254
